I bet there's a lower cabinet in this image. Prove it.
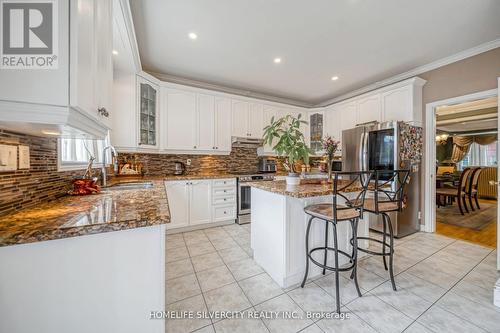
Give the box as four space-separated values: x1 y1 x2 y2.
165 178 236 230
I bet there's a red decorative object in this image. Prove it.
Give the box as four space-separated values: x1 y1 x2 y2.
69 178 101 196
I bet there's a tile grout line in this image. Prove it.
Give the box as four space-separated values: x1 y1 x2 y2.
202 226 272 333
399 244 495 333
182 231 216 332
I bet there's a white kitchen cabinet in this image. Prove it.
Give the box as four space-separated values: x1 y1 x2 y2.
231 100 263 139
215 97 232 152
165 179 236 231
138 76 159 148
93 0 113 129
0 0 112 138
324 106 341 142
189 180 212 225
70 0 114 127
248 103 264 138
165 88 197 150
338 102 358 131
357 94 382 124
165 181 190 229
197 94 216 151
232 100 249 137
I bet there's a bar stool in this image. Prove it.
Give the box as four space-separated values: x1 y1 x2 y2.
352 169 410 291
301 171 372 314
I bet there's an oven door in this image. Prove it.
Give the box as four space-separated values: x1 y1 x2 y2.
238 183 251 215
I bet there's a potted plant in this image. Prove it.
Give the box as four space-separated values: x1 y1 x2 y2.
263 114 313 185
321 135 340 180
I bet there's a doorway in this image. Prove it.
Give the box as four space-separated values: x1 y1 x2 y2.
424 87 499 255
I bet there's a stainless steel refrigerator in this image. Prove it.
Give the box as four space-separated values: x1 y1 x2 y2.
342 121 422 238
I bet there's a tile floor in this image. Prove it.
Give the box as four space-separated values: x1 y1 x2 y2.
166 224 500 333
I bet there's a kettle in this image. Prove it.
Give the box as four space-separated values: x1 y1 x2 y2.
174 161 186 175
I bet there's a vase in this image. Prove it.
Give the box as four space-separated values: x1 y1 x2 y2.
327 158 332 181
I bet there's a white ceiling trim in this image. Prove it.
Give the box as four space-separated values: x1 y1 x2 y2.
147 71 314 108
317 38 500 107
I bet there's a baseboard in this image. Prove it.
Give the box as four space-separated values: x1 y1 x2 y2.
166 219 236 234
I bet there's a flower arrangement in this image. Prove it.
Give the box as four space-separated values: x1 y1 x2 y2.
321 135 340 179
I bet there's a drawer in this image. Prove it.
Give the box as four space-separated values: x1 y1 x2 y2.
212 196 236 205
213 205 236 221
213 187 236 196
213 178 236 187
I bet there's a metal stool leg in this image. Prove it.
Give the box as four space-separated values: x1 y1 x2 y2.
382 215 388 271
301 216 314 288
323 221 329 275
332 222 341 314
384 213 397 291
351 218 362 297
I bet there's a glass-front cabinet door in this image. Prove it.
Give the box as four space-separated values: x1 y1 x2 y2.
138 77 158 147
309 111 324 155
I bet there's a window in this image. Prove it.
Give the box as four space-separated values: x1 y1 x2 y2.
458 141 497 170
58 136 110 171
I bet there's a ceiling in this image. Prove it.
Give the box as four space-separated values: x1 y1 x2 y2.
436 97 498 133
130 0 500 106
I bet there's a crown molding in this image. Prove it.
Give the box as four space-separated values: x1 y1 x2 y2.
146 71 314 108
316 39 500 107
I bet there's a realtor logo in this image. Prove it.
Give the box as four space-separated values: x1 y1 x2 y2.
1 0 58 69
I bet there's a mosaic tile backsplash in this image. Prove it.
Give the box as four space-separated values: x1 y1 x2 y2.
0 130 90 217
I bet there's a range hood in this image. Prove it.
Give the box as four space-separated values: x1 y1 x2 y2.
231 136 263 147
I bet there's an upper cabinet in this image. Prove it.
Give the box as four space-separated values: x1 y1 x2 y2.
164 88 197 151
214 98 232 152
356 94 381 124
322 77 425 147
231 100 263 139
138 77 159 148
0 0 113 138
308 111 324 154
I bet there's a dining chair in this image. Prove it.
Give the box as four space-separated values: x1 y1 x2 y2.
467 167 482 211
436 167 471 215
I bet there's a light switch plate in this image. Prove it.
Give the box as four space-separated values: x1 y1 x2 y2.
0 144 17 172
19 145 30 169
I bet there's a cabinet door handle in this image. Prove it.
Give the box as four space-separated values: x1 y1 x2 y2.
193 146 197 149
98 107 109 117
223 198 227 201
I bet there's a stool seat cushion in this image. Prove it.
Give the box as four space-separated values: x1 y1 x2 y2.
304 203 359 221
363 198 399 212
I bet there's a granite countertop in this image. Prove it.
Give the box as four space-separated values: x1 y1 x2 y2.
248 180 364 198
0 179 170 247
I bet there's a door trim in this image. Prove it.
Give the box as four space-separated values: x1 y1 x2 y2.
423 88 498 233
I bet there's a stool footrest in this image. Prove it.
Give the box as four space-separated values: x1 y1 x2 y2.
352 237 393 256
307 247 355 272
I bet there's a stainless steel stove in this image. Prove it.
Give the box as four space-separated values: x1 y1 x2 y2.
236 173 275 224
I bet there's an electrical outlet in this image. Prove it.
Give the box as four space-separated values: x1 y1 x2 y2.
186 159 191 166
18 145 30 169
0 145 17 172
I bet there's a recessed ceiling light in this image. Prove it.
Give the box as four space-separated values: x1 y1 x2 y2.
331 76 339 81
188 32 197 40
112 50 118 55
273 57 282 64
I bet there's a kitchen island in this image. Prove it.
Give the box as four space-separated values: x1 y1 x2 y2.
249 180 370 288
0 179 170 333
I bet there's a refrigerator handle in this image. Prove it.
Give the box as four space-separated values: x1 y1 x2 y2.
358 132 365 171
363 131 369 171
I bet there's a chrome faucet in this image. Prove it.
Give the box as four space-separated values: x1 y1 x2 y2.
101 145 118 187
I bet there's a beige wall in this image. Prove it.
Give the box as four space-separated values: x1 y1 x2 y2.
419 47 500 112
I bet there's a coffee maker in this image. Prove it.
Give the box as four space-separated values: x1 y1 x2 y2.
173 161 186 175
